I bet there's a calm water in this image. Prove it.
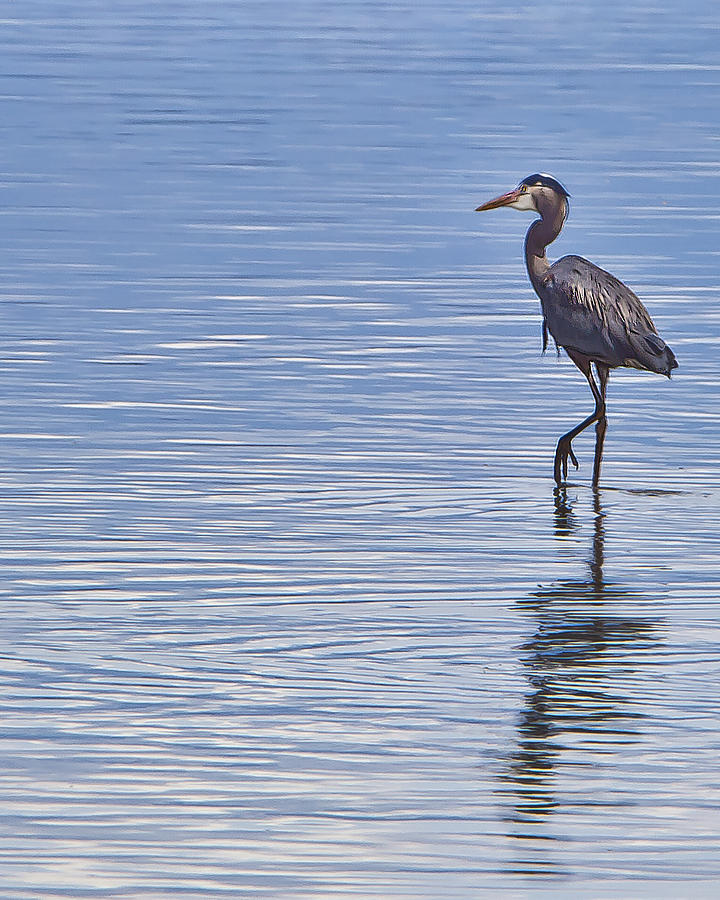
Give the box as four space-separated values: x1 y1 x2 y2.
1 1 720 897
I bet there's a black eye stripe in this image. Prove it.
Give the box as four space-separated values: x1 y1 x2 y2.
519 173 570 197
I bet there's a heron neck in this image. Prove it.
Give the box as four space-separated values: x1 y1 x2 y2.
524 202 566 293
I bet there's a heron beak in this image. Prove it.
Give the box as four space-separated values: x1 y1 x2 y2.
475 188 523 212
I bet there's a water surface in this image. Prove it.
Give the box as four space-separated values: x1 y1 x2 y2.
1 1 720 897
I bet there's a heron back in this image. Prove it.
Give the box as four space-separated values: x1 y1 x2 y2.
540 255 678 376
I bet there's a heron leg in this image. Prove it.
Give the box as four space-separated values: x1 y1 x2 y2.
591 363 609 488
554 352 607 486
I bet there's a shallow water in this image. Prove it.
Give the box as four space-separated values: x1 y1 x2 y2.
2 1 720 897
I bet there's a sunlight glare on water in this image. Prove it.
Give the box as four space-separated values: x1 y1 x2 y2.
1 1 720 897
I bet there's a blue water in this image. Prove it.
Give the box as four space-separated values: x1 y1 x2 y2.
1 2 720 897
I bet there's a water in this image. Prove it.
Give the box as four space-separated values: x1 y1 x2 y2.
2 1 720 896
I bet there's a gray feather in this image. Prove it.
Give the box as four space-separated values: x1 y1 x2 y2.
539 255 678 376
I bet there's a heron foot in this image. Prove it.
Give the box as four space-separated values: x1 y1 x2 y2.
554 438 579 485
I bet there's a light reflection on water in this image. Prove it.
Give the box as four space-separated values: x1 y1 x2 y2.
2 0 720 897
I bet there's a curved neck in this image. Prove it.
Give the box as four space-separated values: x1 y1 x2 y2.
524 198 567 293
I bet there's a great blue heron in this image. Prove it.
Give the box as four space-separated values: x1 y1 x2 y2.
475 174 677 487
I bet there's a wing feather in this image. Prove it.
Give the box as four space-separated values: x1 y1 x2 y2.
540 255 677 375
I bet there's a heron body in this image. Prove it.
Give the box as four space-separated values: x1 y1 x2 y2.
475 174 677 486
541 255 677 374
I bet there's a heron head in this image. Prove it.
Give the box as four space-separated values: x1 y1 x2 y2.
475 174 570 215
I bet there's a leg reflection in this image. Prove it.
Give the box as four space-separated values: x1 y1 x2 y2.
498 488 663 845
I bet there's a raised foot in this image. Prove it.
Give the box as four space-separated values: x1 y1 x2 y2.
554 438 579 485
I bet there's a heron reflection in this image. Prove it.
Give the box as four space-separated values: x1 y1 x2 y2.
498 488 663 833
